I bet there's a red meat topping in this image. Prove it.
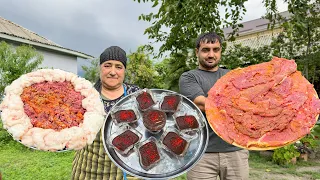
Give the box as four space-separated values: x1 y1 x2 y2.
21 81 86 131
206 57 320 148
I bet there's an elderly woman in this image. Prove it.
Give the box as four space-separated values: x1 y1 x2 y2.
72 46 140 180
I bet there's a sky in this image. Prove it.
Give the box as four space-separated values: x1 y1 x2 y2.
0 0 288 75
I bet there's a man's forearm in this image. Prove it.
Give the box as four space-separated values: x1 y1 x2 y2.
193 96 206 112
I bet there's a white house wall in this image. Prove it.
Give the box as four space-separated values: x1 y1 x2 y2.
1 39 78 74
37 49 77 74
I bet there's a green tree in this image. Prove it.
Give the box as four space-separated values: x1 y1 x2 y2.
134 0 248 91
221 44 273 69
82 58 99 83
0 41 43 97
134 0 320 92
154 52 197 92
134 0 247 56
264 0 320 92
153 58 170 89
126 46 159 88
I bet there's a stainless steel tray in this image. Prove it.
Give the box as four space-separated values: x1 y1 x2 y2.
102 89 209 179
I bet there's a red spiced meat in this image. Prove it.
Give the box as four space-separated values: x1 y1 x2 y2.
114 110 137 124
175 115 199 130
136 91 155 111
163 132 188 156
139 141 160 169
160 95 181 112
112 130 139 152
143 110 166 132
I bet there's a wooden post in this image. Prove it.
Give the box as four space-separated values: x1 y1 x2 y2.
299 153 308 161
291 157 297 164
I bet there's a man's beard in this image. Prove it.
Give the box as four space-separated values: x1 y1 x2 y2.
199 58 218 69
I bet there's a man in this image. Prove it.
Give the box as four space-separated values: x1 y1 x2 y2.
179 32 249 180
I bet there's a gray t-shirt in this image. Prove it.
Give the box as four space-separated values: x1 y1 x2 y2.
179 68 241 153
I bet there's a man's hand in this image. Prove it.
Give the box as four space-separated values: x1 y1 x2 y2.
193 95 206 112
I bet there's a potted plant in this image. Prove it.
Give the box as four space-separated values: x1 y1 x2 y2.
272 144 300 165
296 141 311 161
296 125 320 160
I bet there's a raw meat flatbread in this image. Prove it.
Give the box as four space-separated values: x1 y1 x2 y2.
205 57 320 150
0 69 105 151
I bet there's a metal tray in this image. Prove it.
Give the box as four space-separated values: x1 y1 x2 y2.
102 89 209 179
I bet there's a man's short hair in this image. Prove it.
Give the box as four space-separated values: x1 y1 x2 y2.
195 32 222 49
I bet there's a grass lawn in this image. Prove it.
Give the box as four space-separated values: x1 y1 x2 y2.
0 141 74 180
1 122 319 180
249 151 320 180
0 140 188 180
2 143 320 180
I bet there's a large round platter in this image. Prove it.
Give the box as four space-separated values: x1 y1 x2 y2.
0 94 106 153
102 89 209 179
0 69 106 152
205 57 320 150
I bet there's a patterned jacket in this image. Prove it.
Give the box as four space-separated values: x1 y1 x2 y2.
72 83 140 180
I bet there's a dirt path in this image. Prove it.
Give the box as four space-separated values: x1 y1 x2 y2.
249 159 320 180
250 168 312 180
296 166 320 173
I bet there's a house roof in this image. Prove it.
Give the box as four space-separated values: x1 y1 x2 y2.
0 16 94 59
222 11 290 49
224 28 283 49
223 11 290 37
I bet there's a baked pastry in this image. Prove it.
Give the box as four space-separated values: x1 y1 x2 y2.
0 69 105 151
